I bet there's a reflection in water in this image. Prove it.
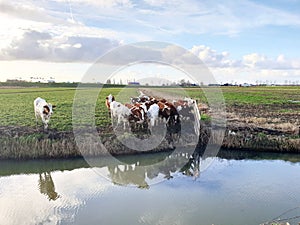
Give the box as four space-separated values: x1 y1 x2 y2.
105 149 204 186
1 150 300 225
180 151 201 180
0 168 110 225
38 172 60 201
108 164 149 189
261 206 300 225
105 152 188 188
101 150 195 187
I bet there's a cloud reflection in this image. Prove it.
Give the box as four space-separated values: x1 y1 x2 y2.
0 169 111 225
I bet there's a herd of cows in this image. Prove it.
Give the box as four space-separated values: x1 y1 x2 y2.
33 93 200 141
105 92 199 136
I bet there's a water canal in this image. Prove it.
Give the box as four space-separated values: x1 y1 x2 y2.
1 150 300 225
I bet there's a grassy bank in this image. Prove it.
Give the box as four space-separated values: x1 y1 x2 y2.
0 85 299 159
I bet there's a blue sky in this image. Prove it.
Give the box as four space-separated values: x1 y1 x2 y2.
0 0 299 84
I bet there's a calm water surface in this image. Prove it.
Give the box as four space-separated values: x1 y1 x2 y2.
1 150 300 225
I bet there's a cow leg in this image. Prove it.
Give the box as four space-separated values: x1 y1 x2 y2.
166 131 174 148
111 114 115 127
166 116 171 125
42 118 49 131
123 120 126 130
35 115 39 129
44 123 48 131
117 115 123 129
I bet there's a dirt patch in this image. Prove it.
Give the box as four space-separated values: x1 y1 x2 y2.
223 103 300 152
226 103 299 134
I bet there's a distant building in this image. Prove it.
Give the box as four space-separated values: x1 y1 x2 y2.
30 77 47 83
128 81 140 85
30 76 55 83
241 83 251 87
222 83 235 86
47 77 55 83
6 79 25 83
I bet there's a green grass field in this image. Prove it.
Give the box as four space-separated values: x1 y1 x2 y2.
0 85 299 159
0 86 299 131
0 87 127 131
144 86 300 105
220 86 300 105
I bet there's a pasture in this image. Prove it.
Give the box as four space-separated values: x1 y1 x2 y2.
0 87 134 131
157 85 300 105
0 85 299 159
0 85 299 131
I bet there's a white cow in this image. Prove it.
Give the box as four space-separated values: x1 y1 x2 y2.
110 100 132 129
147 103 159 127
184 97 196 107
34 97 55 130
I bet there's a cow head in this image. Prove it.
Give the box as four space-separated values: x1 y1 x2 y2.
43 104 55 116
105 94 115 111
106 94 115 103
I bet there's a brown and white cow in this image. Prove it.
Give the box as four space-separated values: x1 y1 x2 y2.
129 105 146 124
34 97 56 130
105 94 115 113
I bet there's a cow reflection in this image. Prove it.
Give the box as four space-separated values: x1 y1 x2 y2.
108 164 149 189
38 172 60 201
180 152 201 180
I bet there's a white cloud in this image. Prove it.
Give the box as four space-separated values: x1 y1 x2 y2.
190 45 240 68
1 30 122 62
0 1 37 14
52 0 133 8
134 0 300 35
1 40 299 84
0 0 299 84
211 67 300 85
30 0 300 38
243 53 300 70
143 0 182 7
243 53 267 68
189 45 300 84
0 0 146 62
1 0 300 47
1 0 300 45
0 1 65 24
190 45 300 71
0 169 111 225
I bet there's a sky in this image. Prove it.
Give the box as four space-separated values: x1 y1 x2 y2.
0 0 300 84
